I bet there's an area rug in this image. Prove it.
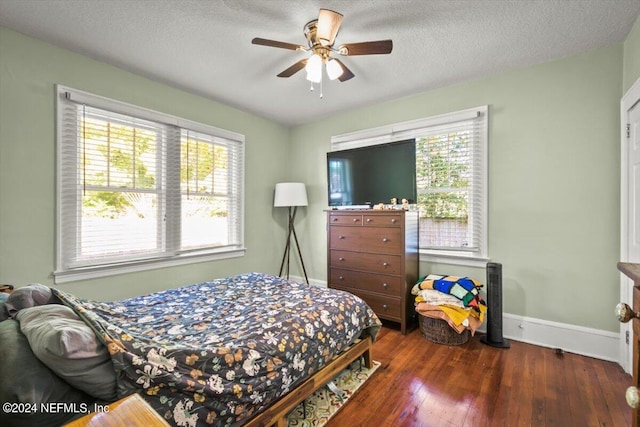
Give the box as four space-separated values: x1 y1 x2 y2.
286 360 381 427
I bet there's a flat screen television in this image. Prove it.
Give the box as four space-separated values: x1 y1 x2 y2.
327 139 417 207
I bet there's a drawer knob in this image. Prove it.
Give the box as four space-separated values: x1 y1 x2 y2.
382 238 389 243
339 257 345 262
627 386 640 409
616 303 640 323
383 262 389 267
339 235 345 240
391 218 397 223
332 217 339 222
382 283 388 289
353 218 359 222
382 304 388 310
366 218 372 223
339 276 344 281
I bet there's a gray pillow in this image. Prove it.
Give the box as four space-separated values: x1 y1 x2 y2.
0 319 98 427
0 293 9 321
16 305 117 401
5 284 60 318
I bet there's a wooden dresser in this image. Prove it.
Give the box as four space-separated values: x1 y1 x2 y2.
618 262 640 427
327 210 418 334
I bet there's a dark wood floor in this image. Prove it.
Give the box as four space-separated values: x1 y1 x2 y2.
329 323 631 427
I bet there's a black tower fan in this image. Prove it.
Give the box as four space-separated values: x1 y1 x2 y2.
480 262 510 348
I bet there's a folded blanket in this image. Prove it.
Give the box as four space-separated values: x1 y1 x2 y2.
416 304 466 334
412 274 485 310
414 289 464 307
415 302 486 335
439 305 473 326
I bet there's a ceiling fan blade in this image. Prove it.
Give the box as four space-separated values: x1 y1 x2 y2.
333 58 354 82
252 37 305 51
338 40 393 56
277 59 308 78
317 9 343 46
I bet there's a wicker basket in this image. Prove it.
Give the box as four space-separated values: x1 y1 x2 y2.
419 315 469 345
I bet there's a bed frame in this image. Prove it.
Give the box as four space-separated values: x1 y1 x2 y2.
62 335 374 427
245 336 374 427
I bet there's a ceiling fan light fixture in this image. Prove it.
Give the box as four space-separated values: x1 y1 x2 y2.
253 8 392 88
326 58 343 80
305 54 322 83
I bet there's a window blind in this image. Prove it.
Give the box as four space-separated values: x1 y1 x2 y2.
60 103 171 268
56 85 245 277
415 117 486 251
179 129 244 253
330 107 482 151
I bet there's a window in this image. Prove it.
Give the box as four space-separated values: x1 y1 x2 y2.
415 114 487 262
55 86 244 282
331 106 488 266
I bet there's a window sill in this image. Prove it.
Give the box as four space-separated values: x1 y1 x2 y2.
54 247 246 284
419 249 489 268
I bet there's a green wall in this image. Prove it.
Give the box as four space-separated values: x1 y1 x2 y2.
0 28 291 300
624 15 640 93
290 44 623 332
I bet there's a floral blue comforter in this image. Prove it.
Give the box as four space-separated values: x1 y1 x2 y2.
53 273 381 427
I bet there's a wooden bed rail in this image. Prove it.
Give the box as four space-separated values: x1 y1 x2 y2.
245 336 373 427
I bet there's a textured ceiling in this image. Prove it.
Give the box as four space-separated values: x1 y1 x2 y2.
0 0 638 126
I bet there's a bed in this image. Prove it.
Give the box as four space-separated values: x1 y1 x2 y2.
0 272 381 427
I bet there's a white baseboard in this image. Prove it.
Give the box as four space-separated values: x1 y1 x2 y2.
290 276 622 367
500 313 620 365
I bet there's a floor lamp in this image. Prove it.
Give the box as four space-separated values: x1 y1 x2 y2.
274 182 309 284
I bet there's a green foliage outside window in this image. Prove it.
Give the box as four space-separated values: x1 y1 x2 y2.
81 120 157 217
415 132 470 220
81 119 228 218
181 138 229 218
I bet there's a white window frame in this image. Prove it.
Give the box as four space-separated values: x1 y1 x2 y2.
331 106 488 267
54 85 245 283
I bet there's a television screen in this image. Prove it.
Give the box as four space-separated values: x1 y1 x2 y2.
327 139 416 207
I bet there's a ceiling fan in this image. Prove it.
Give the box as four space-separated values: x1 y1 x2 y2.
251 9 392 86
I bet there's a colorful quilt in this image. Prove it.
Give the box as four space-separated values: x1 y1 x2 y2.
411 274 485 310
52 273 381 427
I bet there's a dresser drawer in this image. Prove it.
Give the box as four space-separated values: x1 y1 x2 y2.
328 213 363 226
329 268 403 296
332 286 402 320
330 250 402 275
329 226 403 254
363 214 402 228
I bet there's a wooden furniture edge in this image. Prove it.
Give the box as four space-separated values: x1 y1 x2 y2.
619 262 640 284
64 393 170 427
245 336 374 427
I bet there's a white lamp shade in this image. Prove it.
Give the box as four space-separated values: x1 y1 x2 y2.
305 54 322 83
326 58 343 80
274 182 308 207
